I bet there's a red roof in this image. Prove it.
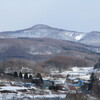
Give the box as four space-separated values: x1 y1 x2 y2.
68 86 76 90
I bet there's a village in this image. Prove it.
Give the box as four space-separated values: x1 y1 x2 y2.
0 66 99 100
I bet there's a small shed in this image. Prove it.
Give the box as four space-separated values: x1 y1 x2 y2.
67 86 77 93
43 80 53 89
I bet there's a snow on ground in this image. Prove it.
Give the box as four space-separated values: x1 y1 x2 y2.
62 67 93 74
51 67 94 80
0 86 27 92
33 94 66 99
70 67 94 74
75 34 85 40
0 84 66 99
0 93 66 100
61 67 94 80
0 85 37 92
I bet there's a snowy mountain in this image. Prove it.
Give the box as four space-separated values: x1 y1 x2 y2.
0 24 100 46
0 24 85 41
79 31 100 46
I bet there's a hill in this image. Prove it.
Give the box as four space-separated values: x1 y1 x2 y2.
0 38 100 66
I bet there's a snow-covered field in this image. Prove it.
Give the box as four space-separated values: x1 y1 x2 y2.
0 93 66 100
51 67 94 80
61 67 94 80
0 85 66 100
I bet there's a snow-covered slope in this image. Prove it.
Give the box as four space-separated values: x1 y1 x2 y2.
0 24 85 41
0 24 100 46
79 31 100 46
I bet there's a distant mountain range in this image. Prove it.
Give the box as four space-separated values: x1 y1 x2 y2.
0 24 100 46
0 24 100 69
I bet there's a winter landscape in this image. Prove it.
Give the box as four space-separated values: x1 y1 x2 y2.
0 0 100 100
0 24 100 100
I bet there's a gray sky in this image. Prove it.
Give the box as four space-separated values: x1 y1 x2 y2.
0 0 100 32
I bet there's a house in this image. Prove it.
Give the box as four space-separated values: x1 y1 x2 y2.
67 86 77 93
24 83 34 87
10 81 24 87
53 80 64 85
0 82 7 87
32 78 44 87
43 80 53 89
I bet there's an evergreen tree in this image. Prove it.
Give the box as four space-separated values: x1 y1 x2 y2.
92 80 100 98
19 72 23 79
88 73 97 91
66 74 70 78
36 73 43 84
90 73 95 82
94 58 100 69
24 73 28 79
29 75 32 79
36 73 42 79
13 72 18 77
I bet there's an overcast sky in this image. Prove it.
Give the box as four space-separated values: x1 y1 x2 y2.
0 0 100 32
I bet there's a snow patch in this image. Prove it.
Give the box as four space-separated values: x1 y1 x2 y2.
75 34 85 40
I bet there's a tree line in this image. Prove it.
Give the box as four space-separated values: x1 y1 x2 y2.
10 72 33 79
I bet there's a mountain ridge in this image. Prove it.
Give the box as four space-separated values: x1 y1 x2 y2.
0 24 100 46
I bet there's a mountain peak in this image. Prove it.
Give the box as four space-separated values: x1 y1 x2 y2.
31 24 51 29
